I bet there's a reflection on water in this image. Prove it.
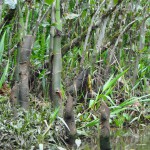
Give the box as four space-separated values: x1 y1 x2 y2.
111 126 150 150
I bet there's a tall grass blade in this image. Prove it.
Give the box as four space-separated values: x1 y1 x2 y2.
102 68 129 93
42 107 59 137
0 60 9 88
0 31 6 63
102 74 113 92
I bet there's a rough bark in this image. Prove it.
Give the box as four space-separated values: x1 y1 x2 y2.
67 69 89 102
10 81 19 106
19 35 33 109
100 101 111 150
52 30 63 114
49 3 55 101
64 94 76 146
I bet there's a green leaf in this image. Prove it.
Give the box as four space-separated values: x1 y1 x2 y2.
123 113 130 120
89 99 95 109
77 130 88 136
0 60 9 88
18 4 25 37
45 0 55 5
64 13 80 20
102 74 114 92
105 95 116 106
111 108 126 115
0 31 6 63
55 0 62 31
42 107 59 137
113 0 118 5
146 18 150 26
41 22 50 27
102 68 129 93
140 99 150 102
119 98 136 107
57 117 70 131
0 96 8 103
130 117 138 124
85 119 99 127
50 107 59 123
144 115 150 119
77 119 99 129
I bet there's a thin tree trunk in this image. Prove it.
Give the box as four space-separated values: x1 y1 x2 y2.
64 94 76 147
51 0 63 114
19 35 33 109
49 3 55 101
100 101 111 150
11 3 24 106
52 32 62 112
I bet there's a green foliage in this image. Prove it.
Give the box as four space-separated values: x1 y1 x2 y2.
0 0 150 148
64 13 80 20
110 94 150 127
0 103 63 149
42 107 59 137
44 0 55 5
102 68 128 93
0 60 9 88
78 118 99 129
55 0 62 31
113 0 118 5
0 31 9 88
0 31 6 62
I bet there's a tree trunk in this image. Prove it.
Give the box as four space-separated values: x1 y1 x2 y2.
19 35 33 109
49 3 55 101
51 0 63 114
100 101 111 150
64 94 76 147
52 31 62 113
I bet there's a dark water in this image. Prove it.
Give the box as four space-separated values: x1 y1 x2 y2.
111 126 150 150
80 126 150 150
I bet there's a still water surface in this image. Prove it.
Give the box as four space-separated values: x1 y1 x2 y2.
111 126 150 150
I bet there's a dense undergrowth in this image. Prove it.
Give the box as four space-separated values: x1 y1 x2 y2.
0 88 149 149
0 0 150 149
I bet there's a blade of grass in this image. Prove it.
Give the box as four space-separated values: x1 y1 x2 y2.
42 107 59 137
0 31 6 63
102 68 129 93
78 118 99 129
0 60 9 88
